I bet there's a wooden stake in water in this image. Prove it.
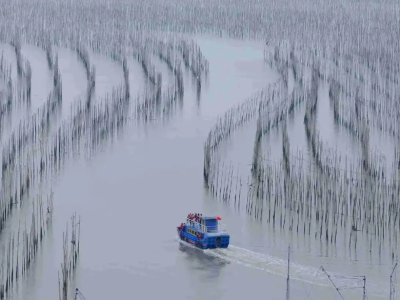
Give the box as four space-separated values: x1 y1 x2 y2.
362 276 366 300
286 245 290 300
321 267 345 300
390 262 397 300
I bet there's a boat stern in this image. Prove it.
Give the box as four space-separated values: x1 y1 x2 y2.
203 232 230 249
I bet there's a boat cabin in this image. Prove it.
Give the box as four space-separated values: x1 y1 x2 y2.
186 215 225 233
202 217 219 232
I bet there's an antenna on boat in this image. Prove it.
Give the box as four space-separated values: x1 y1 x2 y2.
286 245 290 300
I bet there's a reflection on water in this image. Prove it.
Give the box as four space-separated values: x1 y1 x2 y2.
179 242 228 280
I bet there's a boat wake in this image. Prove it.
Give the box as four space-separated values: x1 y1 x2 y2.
207 245 349 286
175 236 387 297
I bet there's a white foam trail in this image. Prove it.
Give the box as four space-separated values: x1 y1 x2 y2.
206 245 335 286
175 236 386 297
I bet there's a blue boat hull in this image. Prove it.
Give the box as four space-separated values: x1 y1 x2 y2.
177 228 229 249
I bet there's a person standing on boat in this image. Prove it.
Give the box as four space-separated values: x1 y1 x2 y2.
189 213 194 225
188 213 192 224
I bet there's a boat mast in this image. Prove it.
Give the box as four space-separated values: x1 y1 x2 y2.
286 245 290 300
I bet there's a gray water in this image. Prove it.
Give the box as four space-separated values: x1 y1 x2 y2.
0 13 397 300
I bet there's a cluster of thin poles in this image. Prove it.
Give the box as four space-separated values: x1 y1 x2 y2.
204 30 400 275
58 212 81 300
0 192 53 300
2 0 399 298
0 1 212 298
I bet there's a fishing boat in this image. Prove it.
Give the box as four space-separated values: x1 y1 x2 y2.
177 214 230 249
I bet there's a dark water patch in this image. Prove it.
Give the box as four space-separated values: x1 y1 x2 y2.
126 57 147 97
56 47 87 119
261 125 283 162
316 79 360 164
20 44 52 112
194 36 279 118
89 51 124 101
150 54 173 91
369 128 396 174
0 44 17 79
218 121 256 167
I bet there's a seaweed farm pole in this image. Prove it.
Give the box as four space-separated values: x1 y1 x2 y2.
286 245 290 300
320 267 346 300
362 276 366 300
58 271 61 300
390 262 397 300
